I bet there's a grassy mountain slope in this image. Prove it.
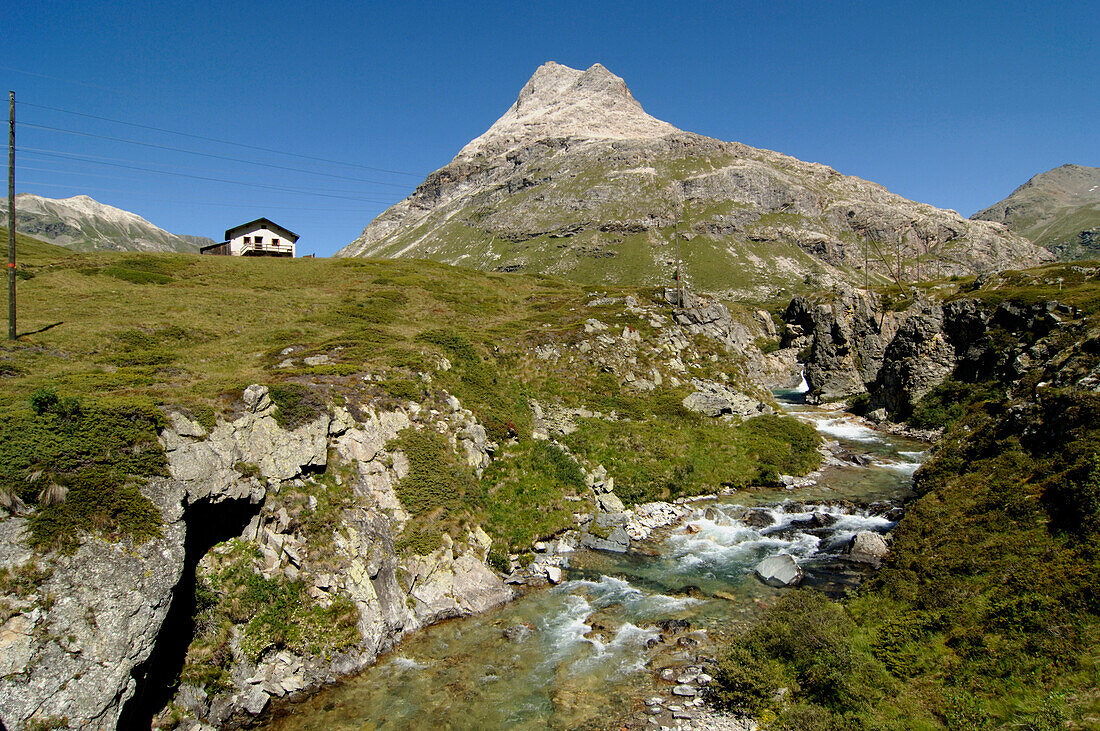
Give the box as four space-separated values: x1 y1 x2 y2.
340 63 1050 299
0 246 817 554
1 194 212 253
972 164 1100 260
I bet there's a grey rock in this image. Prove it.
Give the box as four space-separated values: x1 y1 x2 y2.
682 380 771 418
754 554 803 588
240 685 270 715
0 478 188 729
672 684 698 697
596 491 625 513
243 384 272 413
844 531 889 568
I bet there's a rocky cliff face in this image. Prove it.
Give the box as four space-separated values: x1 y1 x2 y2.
784 270 1097 415
972 164 1100 261
0 194 212 253
338 62 1050 298
0 385 510 730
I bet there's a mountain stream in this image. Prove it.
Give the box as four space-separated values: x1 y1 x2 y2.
263 388 927 730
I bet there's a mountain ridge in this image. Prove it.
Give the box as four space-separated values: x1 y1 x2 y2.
1 193 214 253
971 163 1100 260
338 62 1051 298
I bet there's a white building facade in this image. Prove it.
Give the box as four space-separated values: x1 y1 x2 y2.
201 218 299 257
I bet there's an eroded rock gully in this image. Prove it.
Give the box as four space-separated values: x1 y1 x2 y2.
0 385 511 730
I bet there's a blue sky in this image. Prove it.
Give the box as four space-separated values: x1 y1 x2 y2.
4 0 1097 256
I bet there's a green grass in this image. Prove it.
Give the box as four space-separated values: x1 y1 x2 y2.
480 440 587 550
951 263 1100 315
710 390 1100 729
563 412 820 505
0 393 167 551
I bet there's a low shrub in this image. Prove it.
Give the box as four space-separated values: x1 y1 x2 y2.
907 379 1000 430
0 399 167 551
267 383 324 430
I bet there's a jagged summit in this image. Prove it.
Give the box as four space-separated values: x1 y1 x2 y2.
338 63 1050 293
456 61 679 160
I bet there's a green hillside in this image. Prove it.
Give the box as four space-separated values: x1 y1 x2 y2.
0 246 817 553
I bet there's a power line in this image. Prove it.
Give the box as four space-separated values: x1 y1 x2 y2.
20 164 393 202
17 100 425 177
20 121 415 189
18 149 401 202
17 148 397 203
17 181 386 213
0 65 126 94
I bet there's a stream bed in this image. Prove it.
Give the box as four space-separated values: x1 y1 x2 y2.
263 394 928 730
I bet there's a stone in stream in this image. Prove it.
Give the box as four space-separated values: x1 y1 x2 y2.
844 531 889 567
754 554 804 587
545 565 563 584
672 684 698 697
741 508 774 528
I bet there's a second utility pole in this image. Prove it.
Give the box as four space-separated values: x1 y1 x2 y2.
8 90 15 341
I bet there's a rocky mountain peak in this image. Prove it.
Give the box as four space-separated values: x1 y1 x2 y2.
2 193 212 252
456 61 679 160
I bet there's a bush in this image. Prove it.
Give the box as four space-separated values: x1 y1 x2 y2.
746 592 861 709
391 428 479 517
708 645 787 715
267 383 323 430
907 380 1000 430
30 387 58 415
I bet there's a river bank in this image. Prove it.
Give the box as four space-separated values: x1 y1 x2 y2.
259 396 928 730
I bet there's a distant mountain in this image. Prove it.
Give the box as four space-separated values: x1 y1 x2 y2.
972 164 1100 261
338 62 1050 298
0 194 214 253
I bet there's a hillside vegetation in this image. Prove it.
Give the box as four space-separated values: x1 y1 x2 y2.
0 242 817 554
710 265 1100 729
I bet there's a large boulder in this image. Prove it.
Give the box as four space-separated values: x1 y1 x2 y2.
580 513 631 553
401 529 513 625
844 531 889 568
754 554 803 587
682 380 772 418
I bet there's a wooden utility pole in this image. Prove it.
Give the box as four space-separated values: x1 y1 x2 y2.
676 231 683 306
863 238 869 290
7 91 14 341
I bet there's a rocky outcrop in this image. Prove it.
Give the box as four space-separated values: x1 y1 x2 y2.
873 307 956 416
783 285 905 402
403 528 512 624
786 278 1088 416
0 480 189 730
682 379 773 418
0 385 512 731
